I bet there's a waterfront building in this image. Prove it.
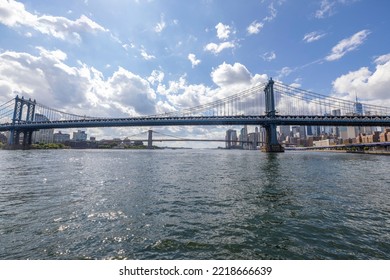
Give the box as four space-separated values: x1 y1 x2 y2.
53 131 70 143
299 126 306 140
225 129 238 149
32 113 54 143
291 126 306 139
332 109 341 137
239 125 248 149
0 132 7 144
313 139 335 147
278 125 291 141
73 130 88 141
247 128 260 150
306 126 313 136
380 129 390 142
259 127 266 148
340 126 357 140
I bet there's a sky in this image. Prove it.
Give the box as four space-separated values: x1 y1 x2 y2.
1 0 390 147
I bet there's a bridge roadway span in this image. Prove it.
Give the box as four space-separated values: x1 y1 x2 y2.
1 115 390 131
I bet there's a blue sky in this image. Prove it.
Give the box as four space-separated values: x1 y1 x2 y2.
1 0 389 144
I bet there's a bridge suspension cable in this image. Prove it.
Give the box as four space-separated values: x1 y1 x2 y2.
32 102 99 122
274 81 390 116
0 99 15 123
152 130 188 140
161 83 266 117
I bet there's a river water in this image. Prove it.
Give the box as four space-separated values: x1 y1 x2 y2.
0 149 389 260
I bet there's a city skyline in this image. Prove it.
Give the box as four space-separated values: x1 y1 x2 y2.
1 0 390 147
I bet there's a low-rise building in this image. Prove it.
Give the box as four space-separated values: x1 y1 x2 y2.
313 139 335 147
73 130 87 141
53 131 70 143
0 133 7 144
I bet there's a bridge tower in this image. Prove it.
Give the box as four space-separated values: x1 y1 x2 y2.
261 78 284 152
148 129 153 149
8 96 36 148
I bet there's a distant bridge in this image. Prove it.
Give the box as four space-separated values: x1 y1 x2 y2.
1 79 390 152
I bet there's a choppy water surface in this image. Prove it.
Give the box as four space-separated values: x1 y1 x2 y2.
0 149 389 259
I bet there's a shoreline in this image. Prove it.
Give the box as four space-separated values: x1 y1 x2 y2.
286 148 390 156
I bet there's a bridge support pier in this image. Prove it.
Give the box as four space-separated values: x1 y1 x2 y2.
261 124 284 152
148 129 153 149
262 78 284 153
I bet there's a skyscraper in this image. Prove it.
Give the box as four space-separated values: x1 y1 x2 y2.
32 113 54 143
240 125 248 149
355 96 363 115
225 129 238 149
332 109 341 137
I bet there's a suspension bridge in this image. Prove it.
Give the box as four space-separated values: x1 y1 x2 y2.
1 79 390 152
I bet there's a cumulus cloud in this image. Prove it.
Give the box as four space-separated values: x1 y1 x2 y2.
204 41 235 55
303 31 326 43
156 62 268 112
0 48 89 107
107 68 156 115
246 1 284 37
211 62 252 87
0 47 158 117
247 20 264 35
215 22 232 40
188 53 201 68
148 70 164 85
332 53 390 106
0 0 108 42
325 29 370 61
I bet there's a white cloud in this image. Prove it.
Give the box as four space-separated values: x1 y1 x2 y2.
247 20 264 35
148 70 164 85
156 62 268 111
325 29 370 61
204 41 235 55
215 22 231 40
0 47 159 117
122 43 135 51
315 0 336 18
246 1 284 36
303 31 326 43
0 48 90 108
278 66 293 78
188 53 201 68
332 53 390 106
374 53 390 65
263 2 277 22
262 51 276 61
0 0 107 42
107 67 156 115
315 0 359 19
154 13 166 33
140 46 155 60
211 62 252 87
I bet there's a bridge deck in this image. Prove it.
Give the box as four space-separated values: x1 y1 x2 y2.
1 115 390 131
